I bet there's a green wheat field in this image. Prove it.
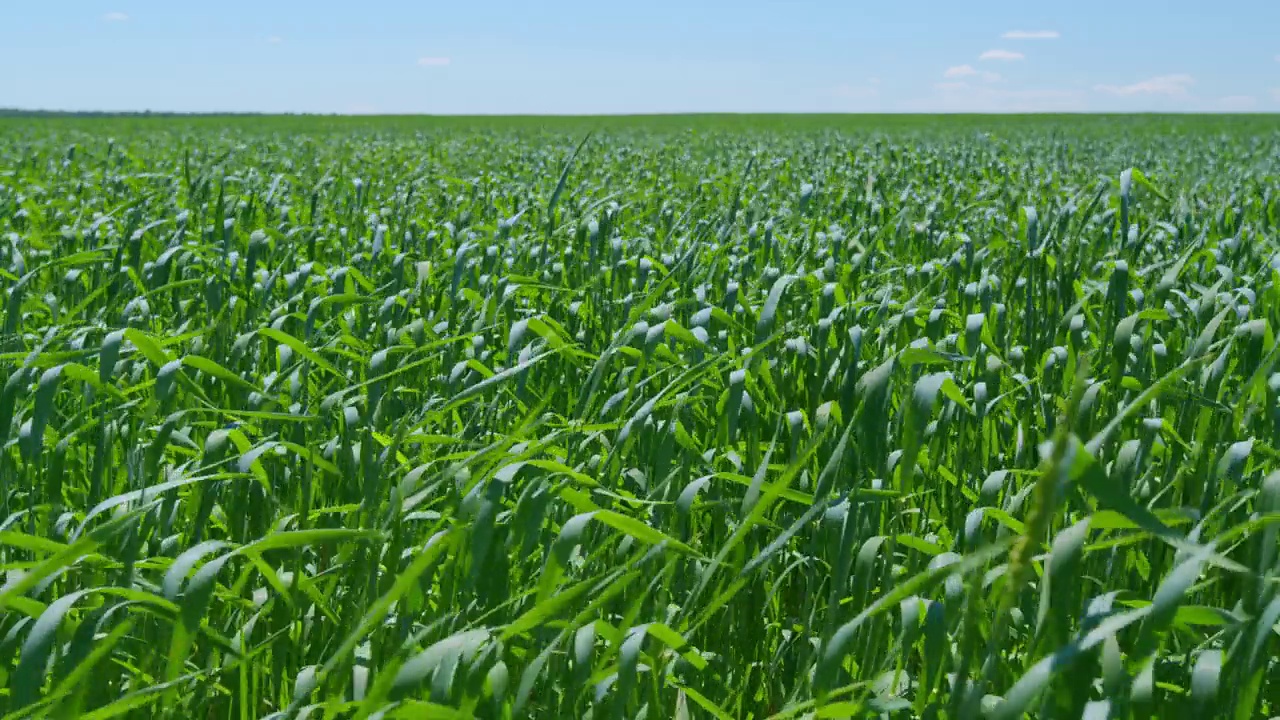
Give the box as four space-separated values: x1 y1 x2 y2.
2 113 1280 719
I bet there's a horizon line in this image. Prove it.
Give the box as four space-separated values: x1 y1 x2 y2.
4 108 1279 118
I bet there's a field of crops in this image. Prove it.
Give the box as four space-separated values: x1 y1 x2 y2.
2 114 1280 719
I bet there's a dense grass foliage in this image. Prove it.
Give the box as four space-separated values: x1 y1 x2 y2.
2 116 1280 719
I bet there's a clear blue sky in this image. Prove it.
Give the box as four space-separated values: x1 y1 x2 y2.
3 1 1278 114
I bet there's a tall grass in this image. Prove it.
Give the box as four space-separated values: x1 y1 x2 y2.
1 117 1279 718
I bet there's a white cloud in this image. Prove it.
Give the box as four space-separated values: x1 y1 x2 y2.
979 49 1025 61
834 85 875 99
833 83 879 100
827 80 883 111
103 11 128 21
944 65 1000 82
417 56 451 67
268 35 284 44
1215 95 1257 111
1094 74 1194 97
1002 30 1059 39
929 83 1085 112
1272 88 1280 101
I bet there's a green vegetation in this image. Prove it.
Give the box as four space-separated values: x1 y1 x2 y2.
2 114 1280 718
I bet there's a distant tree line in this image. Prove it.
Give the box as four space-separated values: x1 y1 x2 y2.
0 109 314 118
